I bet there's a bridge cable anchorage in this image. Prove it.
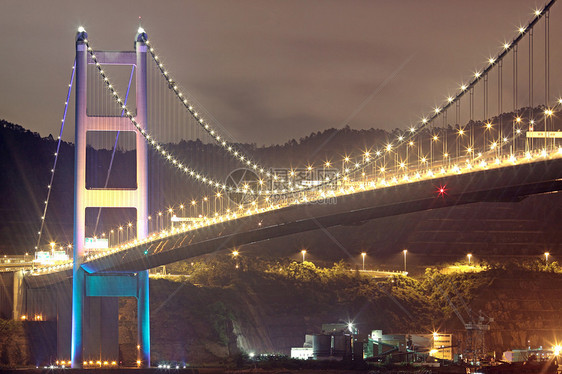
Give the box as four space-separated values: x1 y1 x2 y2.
327 0 557 191
83 39 265 194
140 34 269 177
36 59 76 251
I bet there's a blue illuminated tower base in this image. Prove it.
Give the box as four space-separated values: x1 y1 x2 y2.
71 28 150 368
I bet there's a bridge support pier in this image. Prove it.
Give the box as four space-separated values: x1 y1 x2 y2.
138 270 150 366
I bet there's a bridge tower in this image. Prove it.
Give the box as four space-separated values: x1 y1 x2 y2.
71 29 150 368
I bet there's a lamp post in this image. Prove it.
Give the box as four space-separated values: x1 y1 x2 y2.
407 140 414 168
118 226 123 244
167 208 173 229
403 249 407 273
232 250 239 269
467 253 472 265
545 109 553 149
431 135 438 168
301 249 307 263
203 197 208 217
323 162 331 191
215 192 223 214
361 252 367 271
190 200 197 217
545 252 550 264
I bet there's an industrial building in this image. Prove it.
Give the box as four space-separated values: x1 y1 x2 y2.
291 325 454 362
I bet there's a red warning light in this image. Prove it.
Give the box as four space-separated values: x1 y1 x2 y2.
435 184 448 197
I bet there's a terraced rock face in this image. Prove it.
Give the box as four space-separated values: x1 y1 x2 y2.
466 271 562 352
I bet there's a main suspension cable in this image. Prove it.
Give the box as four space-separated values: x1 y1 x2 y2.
36 60 76 250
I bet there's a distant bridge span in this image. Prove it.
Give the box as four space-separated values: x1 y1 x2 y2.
26 156 562 287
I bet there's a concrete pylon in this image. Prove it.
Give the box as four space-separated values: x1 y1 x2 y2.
71 28 150 368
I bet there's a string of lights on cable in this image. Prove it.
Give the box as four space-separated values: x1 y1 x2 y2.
81 35 263 194
306 1 556 193
35 60 76 250
80 1 555 200
139 32 270 176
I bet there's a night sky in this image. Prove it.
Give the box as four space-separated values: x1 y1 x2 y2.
1 0 558 146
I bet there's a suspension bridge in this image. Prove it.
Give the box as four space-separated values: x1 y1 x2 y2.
5 0 562 368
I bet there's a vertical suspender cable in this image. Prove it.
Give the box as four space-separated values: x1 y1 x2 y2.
545 10 551 147
456 100 461 158
498 60 503 155
484 74 489 148
529 27 534 116
545 10 550 106
469 87 474 156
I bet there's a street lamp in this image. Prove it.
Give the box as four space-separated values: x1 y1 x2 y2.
215 192 223 214
545 109 554 149
167 208 173 229
403 249 407 273
361 252 367 271
545 252 550 264
301 249 307 263
190 200 197 217
50 242 56 256
467 253 472 265
232 250 239 269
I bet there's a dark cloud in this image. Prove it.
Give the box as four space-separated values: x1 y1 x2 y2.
0 0 558 146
